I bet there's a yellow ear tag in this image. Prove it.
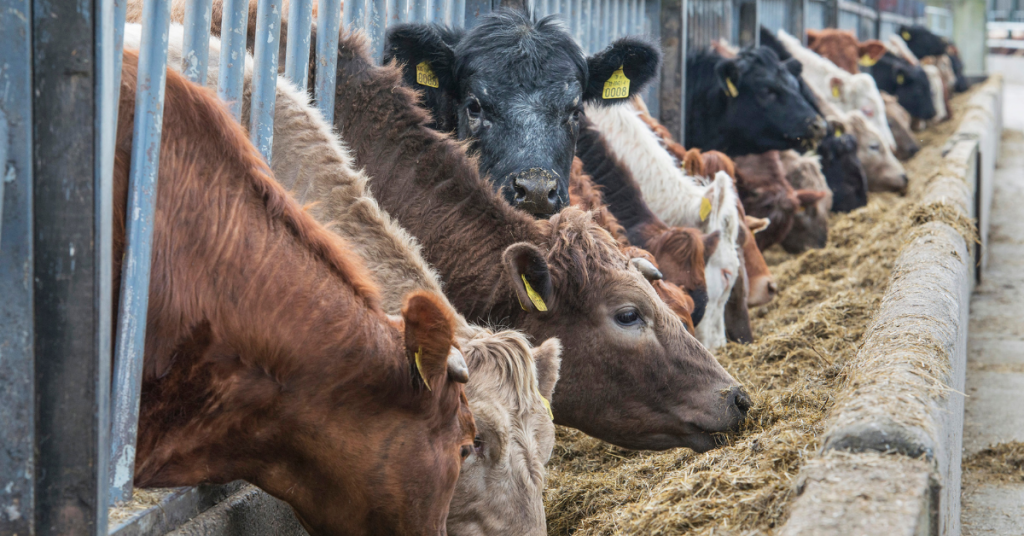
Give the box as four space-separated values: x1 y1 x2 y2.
700 197 712 222
897 74 905 85
725 78 739 98
521 275 548 312
858 54 878 67
834 125 843 137
831 85 840 98
414 347 432 391
901 31 911 41
416 61 439 88
535 386 554 420
602 65 630 99
796 205 806 214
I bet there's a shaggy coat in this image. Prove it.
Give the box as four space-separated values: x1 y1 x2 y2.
328 32 748 451
572 125 713 327
568 158 698 334
582 101 744 350
124 23 563 535
115 51 473 536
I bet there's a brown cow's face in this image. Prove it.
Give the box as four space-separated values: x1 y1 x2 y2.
447 335 561 536
503 211 750 452
256 294 476 536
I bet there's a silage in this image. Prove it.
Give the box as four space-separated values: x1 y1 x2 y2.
544 86 986 535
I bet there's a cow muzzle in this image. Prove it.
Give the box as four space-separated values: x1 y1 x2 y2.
509 168 559 217
807 115 828 143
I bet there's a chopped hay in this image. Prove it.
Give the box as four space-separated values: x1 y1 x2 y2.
544 85 987 535
964 442 1024 484
108 488 176 525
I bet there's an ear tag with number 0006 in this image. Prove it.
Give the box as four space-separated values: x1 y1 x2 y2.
416 61 439 88
415 348 432 391
725 78 739 98
602 65 630 99
700 197 712 221
521 275 548 312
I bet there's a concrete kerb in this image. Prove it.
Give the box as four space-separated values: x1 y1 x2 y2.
779 76 1004 536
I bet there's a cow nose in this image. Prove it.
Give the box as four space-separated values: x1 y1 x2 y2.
898 174 909 195
907 144 920 158
511 168 559 217
807 115 828 142
767 280 778 297
727 386 752 419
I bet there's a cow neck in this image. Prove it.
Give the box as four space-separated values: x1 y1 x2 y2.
115 54 409 486
576 116 667 246
330 34 538 325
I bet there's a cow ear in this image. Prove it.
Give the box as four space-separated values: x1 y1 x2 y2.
744 215 770 234
583 37 661 105
714 58 741 98
503 243 554 314
796 189 827 207
859 40 888 63
402 291 459 392
829 76 844 98
783 58 802 77
806 29 821 48
532 338 562 402
384 24 460 96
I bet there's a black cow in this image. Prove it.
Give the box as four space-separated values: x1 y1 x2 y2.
867 52 936 120
818 123 867 212
685 46 827 156
947 44 972 93
384 9 660 218
898 25 948 59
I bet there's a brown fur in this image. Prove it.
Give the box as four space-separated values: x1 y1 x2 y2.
327 32 746 451
779 150 832 253
806 29 888 75
881 92 920 160
733 151 827 251
116 50 472 536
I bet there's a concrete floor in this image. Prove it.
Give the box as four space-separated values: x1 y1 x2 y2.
961 67 1024 535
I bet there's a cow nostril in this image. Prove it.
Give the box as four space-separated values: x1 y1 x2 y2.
767 281 778 296
730 388 752 415
548 190 558 202
513 184 527 202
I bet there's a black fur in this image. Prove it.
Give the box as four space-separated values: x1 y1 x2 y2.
818 124 867 212
898 25 948 58
867 52 936 120
686 46 826 156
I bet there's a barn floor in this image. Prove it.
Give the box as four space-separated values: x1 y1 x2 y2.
960 75 1024 536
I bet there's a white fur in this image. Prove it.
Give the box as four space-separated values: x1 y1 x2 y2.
776 29 897 151
584 102 740 350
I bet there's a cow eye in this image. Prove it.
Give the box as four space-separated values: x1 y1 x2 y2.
460 444 472 460
473 435 485 457
570 109 582 123
869 143 881 152
614 308 642 327
467 99 482 118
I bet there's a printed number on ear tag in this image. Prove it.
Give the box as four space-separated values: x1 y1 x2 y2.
416 61 439 88
897 74 905 85
602 65 630 99
521 275 549 312
725 78 739 98
902 31 911 41
415 348 432 391
700 197 712 222
859 54 878 67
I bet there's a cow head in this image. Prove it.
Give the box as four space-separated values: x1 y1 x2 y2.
385 10 660 218
898 24 949 59
818 121 868 212
713 47 828 153
871 53 936 120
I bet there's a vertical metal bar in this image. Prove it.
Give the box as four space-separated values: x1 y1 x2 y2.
249 0 282 162
285 0 314 90
583 0 593 51
394 0 409 23
369 0 389 62
454 0 466 26
182 0 214 84
218 0 249 120
109 0 172 505
464 0 489 27
30 0 111 527
432 0 446 22
573 0 583 42
316 0 343 124
114 0 128 99
414 0 429 20
0 0 35 526
644 0 662 117
350 0 367 31
600 0 609 47
94 0 116 515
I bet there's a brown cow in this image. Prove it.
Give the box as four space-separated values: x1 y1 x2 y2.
326 32 749 451
881 92 920 160
568 158 698 334
574 116 719 331
805 28 888 75
700 150 776 306
779 149 833 253
116 51 473 536
733 151 828 251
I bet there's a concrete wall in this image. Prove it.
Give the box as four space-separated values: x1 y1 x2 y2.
779 76 1003 536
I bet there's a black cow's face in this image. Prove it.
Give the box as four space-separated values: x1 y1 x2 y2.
385 10 660 218
716 48 827 153
819 126 867 213
899 25 948 59
873 54 936 120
